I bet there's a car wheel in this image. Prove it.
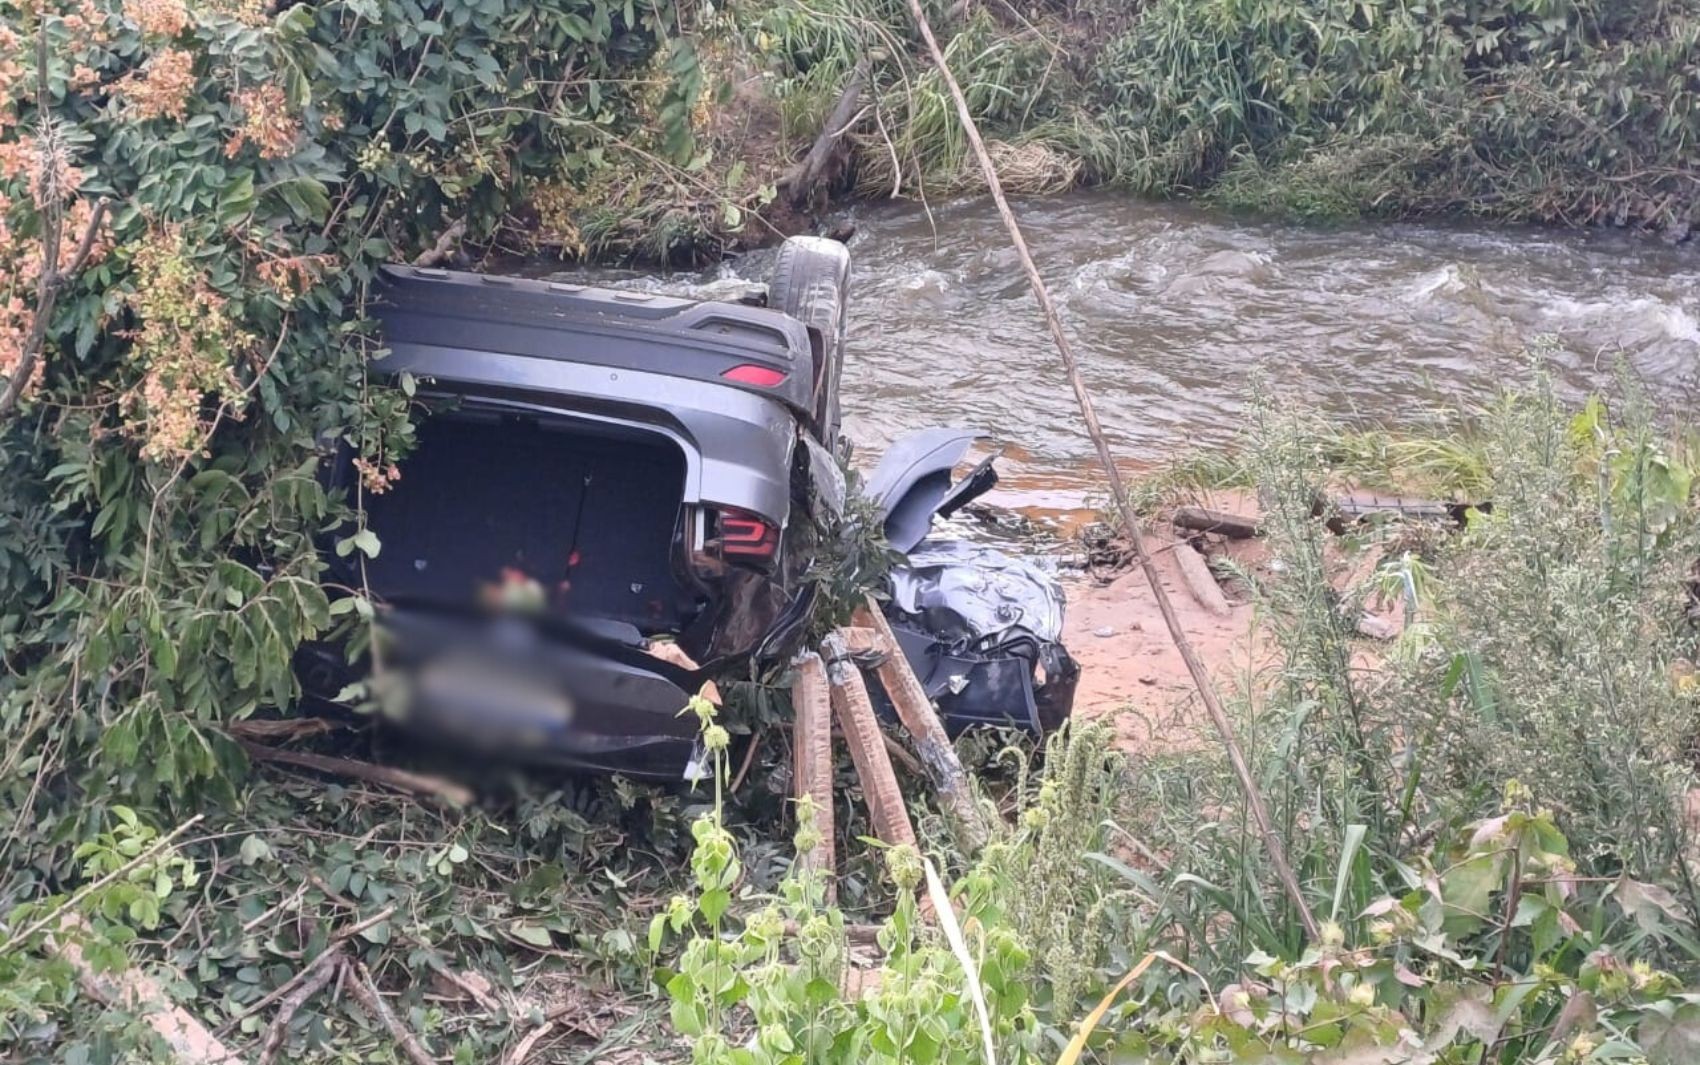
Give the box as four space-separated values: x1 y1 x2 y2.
769 236 850 445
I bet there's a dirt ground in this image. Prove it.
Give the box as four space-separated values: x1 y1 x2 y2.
1052 490 1405 752
1061 533 1267 750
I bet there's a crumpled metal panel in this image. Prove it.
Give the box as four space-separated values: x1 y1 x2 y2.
889 539 1065 645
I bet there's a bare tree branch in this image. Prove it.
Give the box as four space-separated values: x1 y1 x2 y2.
901 0 1321 940
0 188 109 419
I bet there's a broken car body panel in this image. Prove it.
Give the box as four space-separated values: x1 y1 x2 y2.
864 427 997 553
871 430 1079 735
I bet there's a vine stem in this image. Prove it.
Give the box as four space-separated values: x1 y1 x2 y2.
900 0 1320 941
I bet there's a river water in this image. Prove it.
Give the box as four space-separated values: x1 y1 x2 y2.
553 190 1700 512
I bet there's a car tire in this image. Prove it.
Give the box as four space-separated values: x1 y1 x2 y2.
769 236 851 445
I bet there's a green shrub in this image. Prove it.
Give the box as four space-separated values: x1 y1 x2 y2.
654 715 1131 1063
1113 374 1700 978
1086 794 1700 1064
0 2 705 1051
1089 0 1700 229
1414 383 1700 914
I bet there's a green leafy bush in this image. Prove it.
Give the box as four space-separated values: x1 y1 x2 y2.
0 0 700 798
1088 794 1700 1064
654 712 1132 1064
1088 0 1700 229
0 0 705 1050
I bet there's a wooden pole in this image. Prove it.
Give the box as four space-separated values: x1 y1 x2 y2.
790 652 837 884
852 602 990 855
901 0 1320 940
1172 542 1232 618
822 632 917 850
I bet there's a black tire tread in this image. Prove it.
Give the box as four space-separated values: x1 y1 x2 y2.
769 237 851 442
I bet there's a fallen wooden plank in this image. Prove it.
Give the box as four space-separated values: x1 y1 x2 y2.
1327 493 1486 533
852 601 989 855
1172 541 1232 617
1172 505 1261 539
51 915 240 1064
821 632 917 851
790 652 837 883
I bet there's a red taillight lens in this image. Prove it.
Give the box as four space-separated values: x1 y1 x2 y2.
721 364 789 388
718 508 780 564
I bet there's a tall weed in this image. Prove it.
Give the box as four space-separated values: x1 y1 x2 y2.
1413 380 1700 915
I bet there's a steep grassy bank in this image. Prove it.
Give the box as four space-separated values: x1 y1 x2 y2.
711 0 1700 237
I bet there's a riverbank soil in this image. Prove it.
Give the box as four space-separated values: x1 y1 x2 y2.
1057 490 1405 752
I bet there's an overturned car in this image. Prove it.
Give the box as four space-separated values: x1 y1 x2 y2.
298 238 1075 777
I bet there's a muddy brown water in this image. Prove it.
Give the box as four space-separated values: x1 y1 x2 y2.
549 191 1700 517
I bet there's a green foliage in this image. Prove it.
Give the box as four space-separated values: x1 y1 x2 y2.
0 0 701 800
1093 797 1700 1063
1088 0 1700 229
654 719 1131 1064
0 807 200 1050
744 0 1084 197
1411 377 1700 912
0 0 709 1055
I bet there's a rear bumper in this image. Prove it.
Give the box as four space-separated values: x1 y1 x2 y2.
298 611 701 778
369 345 801 527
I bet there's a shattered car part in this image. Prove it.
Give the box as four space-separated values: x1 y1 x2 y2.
891 539 1064 644
884 539 1078 734
868 432 1080 735
865 428 995 553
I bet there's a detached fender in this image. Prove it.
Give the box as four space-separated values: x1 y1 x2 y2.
865 428 998 552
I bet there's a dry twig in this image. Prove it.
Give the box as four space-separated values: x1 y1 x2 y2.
411 217 466 267
236 737 474 806
346 959 438 1065
256 945 347 1065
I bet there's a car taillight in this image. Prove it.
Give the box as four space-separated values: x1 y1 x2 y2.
717 508 780 566
721 364 788 388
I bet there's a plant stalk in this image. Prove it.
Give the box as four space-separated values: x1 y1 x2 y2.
901 0 1320 941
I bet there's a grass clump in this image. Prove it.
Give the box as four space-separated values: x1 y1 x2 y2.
1085 0 1700 232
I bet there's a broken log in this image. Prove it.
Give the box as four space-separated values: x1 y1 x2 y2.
821 631 917 850
779 58 871 206
790 652 837 884
51 915 240 1063
1172 542 1232 618
1172 505 1261 539
852 601 990 855
237 738 474 806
